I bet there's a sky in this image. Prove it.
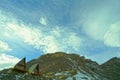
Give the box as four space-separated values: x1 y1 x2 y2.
0 0 120 70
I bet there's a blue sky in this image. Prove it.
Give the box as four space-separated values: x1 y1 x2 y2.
0 0 120 70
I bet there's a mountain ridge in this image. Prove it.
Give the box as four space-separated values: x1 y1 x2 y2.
0 52 120 80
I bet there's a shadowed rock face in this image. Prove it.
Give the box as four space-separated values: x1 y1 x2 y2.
13 57 27 73
0 52 120 80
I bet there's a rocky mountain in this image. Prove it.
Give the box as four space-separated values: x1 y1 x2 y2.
0 52 120 80
100 57 120 80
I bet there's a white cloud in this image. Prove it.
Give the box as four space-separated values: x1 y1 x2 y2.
43 36 59 53
80 10 120 48
0 53 20 70
0 41 11 53
104 22 120 47
82 21 108 41
0 9 84 54
51 27 63 37
50 27 84 53
6 22 59 53
6 23 43 45
5 20 84 53
39 17 47 25
82 20 120 48
67 33 83 51
4 22 60 54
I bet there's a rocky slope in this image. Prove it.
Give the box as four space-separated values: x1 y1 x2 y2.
0 52 120 80
100 57 120 80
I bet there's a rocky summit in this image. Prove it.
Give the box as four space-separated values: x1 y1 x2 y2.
0 52 120 80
